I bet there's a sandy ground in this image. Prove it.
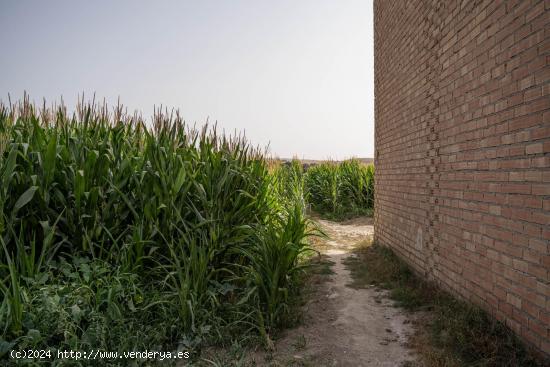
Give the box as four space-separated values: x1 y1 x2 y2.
260 217 417 367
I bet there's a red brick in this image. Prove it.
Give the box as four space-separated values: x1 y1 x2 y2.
524 87 542 101
509 113 542 131
526 143 544 154
533 184 550 195
375 0 550 358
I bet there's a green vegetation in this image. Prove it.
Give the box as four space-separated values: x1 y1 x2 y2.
271 159 375 221
304 160 374 220
344 243 543 367
0 98 318 365
271 159 307 212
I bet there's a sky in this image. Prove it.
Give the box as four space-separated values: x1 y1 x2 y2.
0 0 374 160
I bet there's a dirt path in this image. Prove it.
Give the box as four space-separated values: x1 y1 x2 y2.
264 217 416 366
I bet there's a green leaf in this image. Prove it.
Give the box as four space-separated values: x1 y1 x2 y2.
43 133 57 185
0 339 15 356
70 304 83 322
128 298 136 312
13 186 38 212
26 329 41 342
0 146 17 188
173 166 186 194
75 170 85 210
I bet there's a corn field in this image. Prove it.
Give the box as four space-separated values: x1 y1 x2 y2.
0 98 318 362
304 160 374 219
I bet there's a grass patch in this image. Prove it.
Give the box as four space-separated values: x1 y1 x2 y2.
344 243 544 367
313 207 374 222
291 335 307 351
278 253 334 331
310 256 335 276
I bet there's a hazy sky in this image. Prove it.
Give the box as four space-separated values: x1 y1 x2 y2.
0 0 374 159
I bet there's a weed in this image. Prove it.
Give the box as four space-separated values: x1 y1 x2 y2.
292 335 306 351
344 243 544 367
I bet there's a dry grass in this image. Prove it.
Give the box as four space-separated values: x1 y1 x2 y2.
344 243 544 367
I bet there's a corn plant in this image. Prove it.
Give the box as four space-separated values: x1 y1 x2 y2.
304 159 374 219
270 159 306 211
236 201 316 339
0 96 314 358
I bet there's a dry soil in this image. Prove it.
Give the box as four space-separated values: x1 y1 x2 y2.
253 217 417 367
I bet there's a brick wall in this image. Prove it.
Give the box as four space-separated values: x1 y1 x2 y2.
373 0 550 356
